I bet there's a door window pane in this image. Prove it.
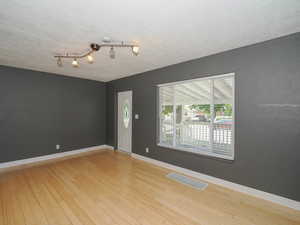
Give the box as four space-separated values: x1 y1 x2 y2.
123 100 130 128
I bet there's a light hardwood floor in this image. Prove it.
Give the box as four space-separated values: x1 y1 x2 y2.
0 150 299 225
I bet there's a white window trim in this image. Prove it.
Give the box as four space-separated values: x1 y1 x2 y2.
157 73 235 160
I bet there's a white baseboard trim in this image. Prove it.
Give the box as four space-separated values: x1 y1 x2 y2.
0 145 114 170
131 153 300 211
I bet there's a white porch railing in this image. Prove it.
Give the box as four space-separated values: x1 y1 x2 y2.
161 121 232 150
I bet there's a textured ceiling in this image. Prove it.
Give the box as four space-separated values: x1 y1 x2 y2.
0 0 300 82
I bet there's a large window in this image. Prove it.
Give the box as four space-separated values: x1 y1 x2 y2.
158 73 234 160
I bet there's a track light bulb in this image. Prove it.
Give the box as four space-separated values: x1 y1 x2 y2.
132 46 139 56
72 58 79 67
109 47 116 59
87 54 94 63
57 57 63 67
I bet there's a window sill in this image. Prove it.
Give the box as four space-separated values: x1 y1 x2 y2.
157 143 234 161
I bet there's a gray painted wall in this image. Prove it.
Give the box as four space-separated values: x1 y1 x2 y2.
106 32 300 201
0 65 106 163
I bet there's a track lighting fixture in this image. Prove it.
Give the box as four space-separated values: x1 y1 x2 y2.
72 58 79 67
87 54 94 63
54 39 140 68
132 46 139 56
57 57 63 67
109 47 116 59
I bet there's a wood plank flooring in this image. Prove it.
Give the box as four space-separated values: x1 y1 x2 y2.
0 150 299 225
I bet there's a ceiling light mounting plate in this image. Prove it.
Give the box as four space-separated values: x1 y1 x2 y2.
90 43 100 51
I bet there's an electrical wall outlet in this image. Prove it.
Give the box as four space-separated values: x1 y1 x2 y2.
145 147 149 153
56 144 60 150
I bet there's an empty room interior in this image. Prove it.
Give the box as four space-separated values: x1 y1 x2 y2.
1 1 300 224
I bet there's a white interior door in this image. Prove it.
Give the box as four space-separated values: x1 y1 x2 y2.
117 91 132 153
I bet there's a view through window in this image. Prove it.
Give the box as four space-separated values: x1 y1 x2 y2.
158 74 234 160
